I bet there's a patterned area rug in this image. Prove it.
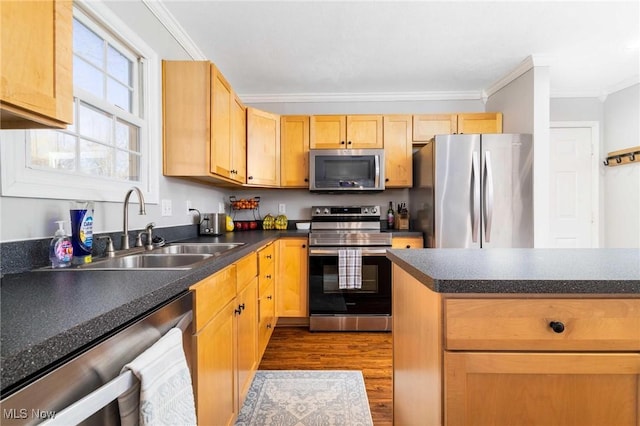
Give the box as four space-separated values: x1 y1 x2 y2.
235 370 373 426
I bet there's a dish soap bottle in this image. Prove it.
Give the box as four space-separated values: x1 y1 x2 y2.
49 221 73 268
70 201 94 265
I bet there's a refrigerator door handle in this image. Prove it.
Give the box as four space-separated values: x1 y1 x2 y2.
484 151 494 242
472 151 480 243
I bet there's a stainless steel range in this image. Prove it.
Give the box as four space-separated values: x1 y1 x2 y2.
308 205 392 331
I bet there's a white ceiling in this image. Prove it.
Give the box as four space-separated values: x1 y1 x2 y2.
153 1 639 100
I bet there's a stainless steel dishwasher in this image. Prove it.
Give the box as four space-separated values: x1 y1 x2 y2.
0 292 193 425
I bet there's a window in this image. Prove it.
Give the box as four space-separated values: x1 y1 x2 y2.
0 1 159 203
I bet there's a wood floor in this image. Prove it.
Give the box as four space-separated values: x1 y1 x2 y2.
258 326 393 425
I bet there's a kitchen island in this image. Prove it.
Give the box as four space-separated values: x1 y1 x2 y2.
387 248 640 426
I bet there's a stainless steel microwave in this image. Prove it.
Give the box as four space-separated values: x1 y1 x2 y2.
309 149 385 192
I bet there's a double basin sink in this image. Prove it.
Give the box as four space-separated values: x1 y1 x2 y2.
52 243 244 271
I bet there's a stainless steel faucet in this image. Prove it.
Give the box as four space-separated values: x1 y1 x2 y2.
121 187 146 250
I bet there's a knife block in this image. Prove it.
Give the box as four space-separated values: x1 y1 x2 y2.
395 213 410 230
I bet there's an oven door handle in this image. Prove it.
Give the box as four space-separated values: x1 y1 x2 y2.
309 247 389 256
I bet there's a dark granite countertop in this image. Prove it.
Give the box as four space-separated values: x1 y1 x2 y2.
387 248 640 294
0 230 309 396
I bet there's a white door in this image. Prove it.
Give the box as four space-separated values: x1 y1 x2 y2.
549 123 599 248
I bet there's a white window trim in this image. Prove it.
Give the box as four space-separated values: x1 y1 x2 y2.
0 0 159 204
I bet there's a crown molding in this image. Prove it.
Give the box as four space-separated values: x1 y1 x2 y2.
239 90 483 104
142 0 206 60
605 75 640 96
550 75 639 101
482 54 555 102
550 89 606 99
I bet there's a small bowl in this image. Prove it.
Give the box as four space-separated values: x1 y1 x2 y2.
295 222 310 230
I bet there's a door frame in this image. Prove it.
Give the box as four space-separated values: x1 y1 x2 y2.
549 121 600 247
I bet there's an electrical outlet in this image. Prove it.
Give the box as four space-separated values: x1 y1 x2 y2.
161 199 172 216
186 200 192 215
279 203 286 214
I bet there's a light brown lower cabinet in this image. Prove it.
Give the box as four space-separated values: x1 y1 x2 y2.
235 254 258 408
258 242 277 358
191 265 237 426
277 237 309 318
445 351 640 426
191 252 259 426
392 264 640 426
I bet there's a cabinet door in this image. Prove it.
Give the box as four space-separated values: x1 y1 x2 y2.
393 265 443 426
445 351 640 426
391 236 424 249
193 300 237 426
457 112 503 134
230 94 246 183
236 277 258 406
309 115 346 149
211 64 232 178
246 107 280 186
383 115 413 187
277 238 309 317
0 0 72 128
280 116 310 187
347 115 383 148
163 61 211 177
412 114 457 142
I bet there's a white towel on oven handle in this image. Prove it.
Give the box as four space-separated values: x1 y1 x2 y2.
118 327 197 426
338 248 362 289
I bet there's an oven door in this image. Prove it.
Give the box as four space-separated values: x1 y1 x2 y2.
308 247 391 316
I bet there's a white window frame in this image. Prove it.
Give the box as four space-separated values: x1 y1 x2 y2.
0 0 159 204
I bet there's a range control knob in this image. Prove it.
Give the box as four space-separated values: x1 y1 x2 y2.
315 208 321 215
371 207 378 214
324 208 330 214
363 208 369 214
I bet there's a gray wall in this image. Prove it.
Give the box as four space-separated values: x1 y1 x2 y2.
602 84 640 247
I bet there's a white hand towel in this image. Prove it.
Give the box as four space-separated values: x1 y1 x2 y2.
118 328 197 426
338 248 362 289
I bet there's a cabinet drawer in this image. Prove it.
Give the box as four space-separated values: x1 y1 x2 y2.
259 261 276 295
258 243 275 268
391 237 423 249
190 265 236 332
445 298 640 351
236 252 257 291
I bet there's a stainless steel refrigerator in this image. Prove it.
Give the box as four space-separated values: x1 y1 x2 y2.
409 134 534 248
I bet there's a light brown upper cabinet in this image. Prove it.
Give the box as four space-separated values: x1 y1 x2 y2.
231 94 247 183
310 115 383 149
1 0 73 129
210 67 233 179
383 115 413 188
280 116 310 188
246 107 280 187
413 112 503 142
163 61 246 185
